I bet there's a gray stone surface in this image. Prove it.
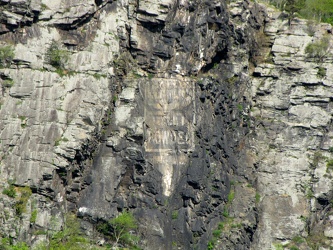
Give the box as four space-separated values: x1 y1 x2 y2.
250 6 333 250
1 0 333 249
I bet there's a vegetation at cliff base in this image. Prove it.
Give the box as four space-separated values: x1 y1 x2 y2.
97 211 140 249
46 214 89 250
0 239 29 250
1 213 138 250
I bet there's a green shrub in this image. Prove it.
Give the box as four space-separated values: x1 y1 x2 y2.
269 0 333 25
14 187 32 217
311 151 325 168
212 229 221 238
0 239 29 250
227 190 235 203
109 212 138 247
305 36 330 62
300 0 333 24
30 209 37 223
222 207 229 217
48 214 88 250
217 222 224 230
207 240 215 250
2 79 14 88
54 137 69 146
327 159 333 170
255 193 261 203
2 213 124 250
292 236 304 244
3 185 16 198
0 45 14 68
45 41 69 70
8 242 29 250
97 220 112 236
273 243 284 250
172 211 178 220
317 67 326 78
284 0 306 25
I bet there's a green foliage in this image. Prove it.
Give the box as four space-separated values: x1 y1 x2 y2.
273 243 284 250
304 183 314 199
286 235 304 250
255 193 261 203
266 0 305 24
112 95 118 103
46 40 69 71
3 185 16 198
0 238 29 250
305 36 330 62
212 229 221 238
301 0 333 24
267 0 286 10
311 151 325 168
109 212 138 247
226 76 238 85
1 214 116 250
284 0 306 15
47 214 88 250
18 116 26 121
172 211 178 220
9 242 29 250
237 104 243 112
207 240 215 250
268 0 333 25
97 221 112 236
0 45 14 68
292 236 304 244
92 73 107 80
217 222 224 230
14 187 32 217
0 241 29 250
0 237 12 248
227 190 235 203
327 158 333 171
305 231 330 249
2 79 14 88
299 215 307 223
54 137 69 146
30 209 38 223
317 67 326 78
222 207 229 217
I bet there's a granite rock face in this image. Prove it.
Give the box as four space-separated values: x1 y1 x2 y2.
1 0 333 249
250 6 333 250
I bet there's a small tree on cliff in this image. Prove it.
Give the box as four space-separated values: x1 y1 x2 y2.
284 0 305 25
109 212 138 249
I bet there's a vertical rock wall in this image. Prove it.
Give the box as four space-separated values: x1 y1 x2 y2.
3 0 333 249
250 6 333 250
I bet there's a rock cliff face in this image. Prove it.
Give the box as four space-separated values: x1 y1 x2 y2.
1 0 333 249
250 7 333 249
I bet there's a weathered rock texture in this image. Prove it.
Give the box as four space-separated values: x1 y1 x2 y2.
1 0 333 249
250 7 333 249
